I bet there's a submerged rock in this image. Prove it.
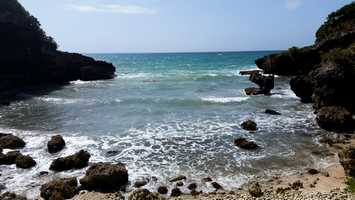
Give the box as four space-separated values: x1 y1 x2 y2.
241 120 258 131
265 109 281 115
15 155 36 169
40 177 78 200
0 134 25 149
47 135 65 154
80 162 128 191
0 151 21 165
248 182 263 197
0 192 27 200
170 188 182 197
49 150 90 171
129 189 163 200
169 175 186 182
234 138 259 150
157 186 168 195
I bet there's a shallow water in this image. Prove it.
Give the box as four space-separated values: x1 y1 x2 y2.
0 52 332 198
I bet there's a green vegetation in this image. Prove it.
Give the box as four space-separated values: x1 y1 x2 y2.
321 43 355 67
345 177 355 193
316 2 355 43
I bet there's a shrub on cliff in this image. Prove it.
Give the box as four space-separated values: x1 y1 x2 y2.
316 2 355 43
321 44 355 67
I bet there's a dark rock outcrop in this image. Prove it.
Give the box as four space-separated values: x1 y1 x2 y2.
40 177 78 200
241 120 258 131
157 186 168 194
254 2 355 133
0 151 21 165
47 135 65 154
0 134 25 149
49 150 90 171
249 182 263 197
339 147 355 177
79 162 128 191
170 188 182 197
265 109 281 115
0 0 115 100
129 189 163 200
234 138 259 150
249 72 274 95
15 155 36 169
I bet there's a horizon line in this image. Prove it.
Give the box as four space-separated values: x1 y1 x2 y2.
78 49 284 55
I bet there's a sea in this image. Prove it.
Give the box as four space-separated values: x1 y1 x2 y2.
0 52 333 198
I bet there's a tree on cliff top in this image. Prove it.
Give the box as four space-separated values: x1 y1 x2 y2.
0 0 58 51
316 2 355 43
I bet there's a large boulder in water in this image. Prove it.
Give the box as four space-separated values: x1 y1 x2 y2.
249 72 274 95
241 120 258 131
15 155 36 169
316 106 355 132
234 138 259 150
0 134 25 149
80 162 128 191
40 177 78 200
0 151 21 165
47 135 65 154
49 150 90 171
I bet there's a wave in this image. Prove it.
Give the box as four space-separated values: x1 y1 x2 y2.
201 96 249 103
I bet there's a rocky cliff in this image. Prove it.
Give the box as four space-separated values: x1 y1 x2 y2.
255 2 355 133
0 0 115 99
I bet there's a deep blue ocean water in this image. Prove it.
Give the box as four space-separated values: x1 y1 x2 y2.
0 52 331 198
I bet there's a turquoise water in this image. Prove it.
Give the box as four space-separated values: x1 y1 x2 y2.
0 52 330 198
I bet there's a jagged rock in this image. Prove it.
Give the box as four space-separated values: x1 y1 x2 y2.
0 151 21 165
187 183 197 190
316 106 355 132
339 147 355 177
15 155 36 169
129 189 163 200
265 109 281 115
0 134 25 149
290 75 314 103
170 188 182 197
211 182 223 190
80 162 128 191
249 182 263 197
241 120 258 131
0 192 27 200
47 135 65 154
49 150 90 171
249 72 274 95
40 177 78 200
234 138 259 150
169 175 186 182
157 186 168 194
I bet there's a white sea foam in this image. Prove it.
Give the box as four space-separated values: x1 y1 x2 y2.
36 97 80 104
201 96 249 103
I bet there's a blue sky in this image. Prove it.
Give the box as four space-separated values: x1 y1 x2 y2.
19 0 353 53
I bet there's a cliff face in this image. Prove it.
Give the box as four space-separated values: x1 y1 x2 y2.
0 0 115 96
255 2 355 133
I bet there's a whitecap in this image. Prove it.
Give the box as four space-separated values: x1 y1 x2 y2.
201 96 249 103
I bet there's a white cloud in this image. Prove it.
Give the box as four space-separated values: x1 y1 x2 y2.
285 0 302 10
69 4 156 14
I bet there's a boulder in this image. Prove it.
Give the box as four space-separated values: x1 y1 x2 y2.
211 182 223 190
249 72 274 95
0 134 25 149
47 135 65 154
316 106 355 132
0 151 21 165
307 168 320 175
244 87 259 95
49 150 90 171
134 177 149 188
170 188 182 197
40 177 78 200
128 189 163 200
15 155 36 169
234 138 259 150
241 120 258 131
265 109 281 115
248 182 263 197
187 183 197 190
80 162 128 191
157 186 168 194
0 192 27 200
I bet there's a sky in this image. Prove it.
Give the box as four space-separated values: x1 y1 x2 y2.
18 0 354 53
